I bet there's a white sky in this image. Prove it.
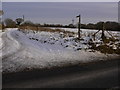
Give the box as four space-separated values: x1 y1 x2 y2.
1 0 120 2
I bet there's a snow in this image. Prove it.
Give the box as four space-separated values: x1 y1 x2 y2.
0 30 3 73
1 28 120 73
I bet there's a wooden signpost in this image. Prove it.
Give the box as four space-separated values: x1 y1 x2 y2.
76 14 81 39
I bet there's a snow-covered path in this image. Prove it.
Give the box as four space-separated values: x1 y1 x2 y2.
1 29 120 73
2 30 21 59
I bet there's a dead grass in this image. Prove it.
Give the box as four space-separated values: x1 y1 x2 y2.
0 24 5 31
19 25 120 55
90 44 120 55
19 25 75 36
0 24 2 29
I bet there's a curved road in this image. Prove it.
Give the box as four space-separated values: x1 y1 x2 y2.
3 59 119 88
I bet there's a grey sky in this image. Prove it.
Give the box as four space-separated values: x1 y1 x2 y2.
2 0 120 2
2 2 118 25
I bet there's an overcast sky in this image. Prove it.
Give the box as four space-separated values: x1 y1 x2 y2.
1 0 120 2
2 2 118 25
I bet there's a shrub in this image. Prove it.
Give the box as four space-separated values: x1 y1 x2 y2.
4 18 16 28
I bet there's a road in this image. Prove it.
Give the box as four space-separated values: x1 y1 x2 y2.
3 59 119 88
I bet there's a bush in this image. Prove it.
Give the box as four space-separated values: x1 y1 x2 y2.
21 20 34 26
0 23 5 30
0 24 2 29
4 18 16 28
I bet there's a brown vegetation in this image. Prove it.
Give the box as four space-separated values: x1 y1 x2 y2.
0 24 5 30
90 42 120 55
0 24 2 29
19 25 75 35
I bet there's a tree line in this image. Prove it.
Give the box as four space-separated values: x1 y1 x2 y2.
1 18 120 31
81 22 120 31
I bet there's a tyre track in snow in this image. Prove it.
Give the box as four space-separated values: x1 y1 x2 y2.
2 29 46 73
2 30 29 72
2 30 23 60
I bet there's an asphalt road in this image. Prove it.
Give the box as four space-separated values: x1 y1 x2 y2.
3 59 120 88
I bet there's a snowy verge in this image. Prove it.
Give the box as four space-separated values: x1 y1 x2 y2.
1 28 120 73
1 29 20 59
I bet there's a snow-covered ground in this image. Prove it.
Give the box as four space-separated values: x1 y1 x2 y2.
1 28 120 73
0 30 3 73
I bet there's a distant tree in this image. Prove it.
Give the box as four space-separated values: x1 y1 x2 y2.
86 23 95 29
0 10 4 16
0 10 4 24
21 20 34 26
104 21 111 30
81 24 87 29
1 22 5 29
0 10 5 29
4 18 16 28
68 24 76 28
105 21 119 31
95 22 104 30
16 18 24 25
34 23 41 27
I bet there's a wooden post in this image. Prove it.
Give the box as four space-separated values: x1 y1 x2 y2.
118 1 120 23
72 19 74 25
101 22 106 41
23 15 24 21
76 14 81 39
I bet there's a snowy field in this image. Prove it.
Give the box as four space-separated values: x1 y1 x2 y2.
1 28 120 73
